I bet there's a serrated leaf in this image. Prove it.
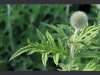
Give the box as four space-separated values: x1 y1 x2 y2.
27 49 45 55
42 23 66 37
42 53 49 67
77 25 100 44
27 38 34 46
9 45 32 61
59 63 67 71
83 57 100 71
37 29 46 45
46 31 56 50
27 50 37 55
58 38 64 52
53 53 60 65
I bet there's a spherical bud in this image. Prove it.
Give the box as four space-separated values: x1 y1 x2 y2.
70 11 88 30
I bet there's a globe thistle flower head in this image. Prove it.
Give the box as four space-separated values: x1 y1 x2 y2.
70 11 88 30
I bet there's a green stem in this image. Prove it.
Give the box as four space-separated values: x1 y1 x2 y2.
7 4 14 51
66 4 71 22
42 66 47 71
68 29 78 71
97 7 100 24
70 29 78 58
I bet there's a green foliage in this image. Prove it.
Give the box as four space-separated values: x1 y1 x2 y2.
10 29 67 67
83 57 100 71
0 4 100 71
10 23 100 71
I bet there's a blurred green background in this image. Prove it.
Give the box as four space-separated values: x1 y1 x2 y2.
0 4 100 71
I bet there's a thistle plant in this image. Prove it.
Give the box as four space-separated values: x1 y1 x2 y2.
9 11 100 71
70 11 88 57
68 11 88 70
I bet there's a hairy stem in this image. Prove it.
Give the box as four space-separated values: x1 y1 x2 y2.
70 29 78 58
68 29 78 71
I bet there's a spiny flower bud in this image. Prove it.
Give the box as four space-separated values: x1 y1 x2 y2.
70 11 88 30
